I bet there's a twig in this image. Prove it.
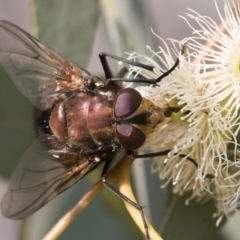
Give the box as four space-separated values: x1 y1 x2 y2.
42 155 123 240
117 156 163 240
42 174 104 240
42 154 160 240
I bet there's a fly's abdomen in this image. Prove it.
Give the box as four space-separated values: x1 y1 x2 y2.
49 92 115 150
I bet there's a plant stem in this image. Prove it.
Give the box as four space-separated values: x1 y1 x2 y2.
117 155 163 240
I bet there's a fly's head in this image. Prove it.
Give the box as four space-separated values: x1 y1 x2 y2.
114 88 165 150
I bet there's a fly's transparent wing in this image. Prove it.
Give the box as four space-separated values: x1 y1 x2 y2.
1 137 100 219
0 21 92 109
0 21 101 219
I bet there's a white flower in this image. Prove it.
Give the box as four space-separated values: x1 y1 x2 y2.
127 0 240 221
183 0 240 218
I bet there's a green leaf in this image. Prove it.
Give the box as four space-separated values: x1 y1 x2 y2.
100 0 155 55
33 0 100 67
160 192 225 240
0 68 33 179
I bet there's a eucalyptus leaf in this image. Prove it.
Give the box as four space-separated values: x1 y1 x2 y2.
0 68 33 179
34 0 100 67
100 0 155 55
160 192 225 240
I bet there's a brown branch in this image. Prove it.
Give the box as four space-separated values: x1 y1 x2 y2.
117 155 162 240
42 155 133 240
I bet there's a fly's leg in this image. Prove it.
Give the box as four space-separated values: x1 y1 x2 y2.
101 160 150 240
130 150 215 179
99 52 179 84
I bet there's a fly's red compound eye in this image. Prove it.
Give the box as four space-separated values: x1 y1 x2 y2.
114 88 142 118
116 124 146 150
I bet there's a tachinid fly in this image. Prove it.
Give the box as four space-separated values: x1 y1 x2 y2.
0 21 183 239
